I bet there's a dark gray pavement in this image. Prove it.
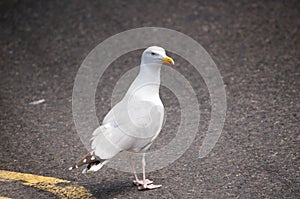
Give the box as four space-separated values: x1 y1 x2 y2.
0 0 299 198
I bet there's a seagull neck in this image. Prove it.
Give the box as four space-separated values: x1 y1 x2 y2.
126 63 162 98
137 63 162 84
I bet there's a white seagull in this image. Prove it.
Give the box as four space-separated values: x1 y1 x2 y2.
69 46 174 190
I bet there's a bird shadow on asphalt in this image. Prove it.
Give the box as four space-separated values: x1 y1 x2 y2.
87 180 136 198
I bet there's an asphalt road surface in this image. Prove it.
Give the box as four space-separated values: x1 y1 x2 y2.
1 0 299 198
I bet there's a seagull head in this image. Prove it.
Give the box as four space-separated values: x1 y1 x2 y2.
141 46 174 66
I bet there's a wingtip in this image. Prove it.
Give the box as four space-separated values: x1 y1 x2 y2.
82 168 87 174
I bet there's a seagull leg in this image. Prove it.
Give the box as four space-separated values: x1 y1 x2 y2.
138 153 162 190
130 158 153 186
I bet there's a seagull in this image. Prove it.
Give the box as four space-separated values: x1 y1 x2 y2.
69 46 174 190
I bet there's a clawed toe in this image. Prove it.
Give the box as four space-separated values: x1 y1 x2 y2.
133 179 153 186
138 183 162 190
133 179 161 190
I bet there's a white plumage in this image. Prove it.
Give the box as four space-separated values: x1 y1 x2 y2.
70 46 174 190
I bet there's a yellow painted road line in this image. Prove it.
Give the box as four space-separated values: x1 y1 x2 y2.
0 170 95 199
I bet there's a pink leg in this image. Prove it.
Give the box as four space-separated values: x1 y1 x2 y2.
130 159 153 186
138 153 162 190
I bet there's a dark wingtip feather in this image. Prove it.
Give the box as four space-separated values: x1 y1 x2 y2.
69 151 100 171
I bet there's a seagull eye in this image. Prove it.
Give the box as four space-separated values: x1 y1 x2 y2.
151 52 156 56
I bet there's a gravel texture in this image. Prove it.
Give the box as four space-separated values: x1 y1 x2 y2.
0 0 299 198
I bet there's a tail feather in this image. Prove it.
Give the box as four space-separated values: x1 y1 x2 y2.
69 151 108 173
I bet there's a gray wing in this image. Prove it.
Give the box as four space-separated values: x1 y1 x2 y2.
91 100 164 159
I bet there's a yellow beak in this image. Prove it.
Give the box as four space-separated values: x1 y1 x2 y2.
161 56 174 65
